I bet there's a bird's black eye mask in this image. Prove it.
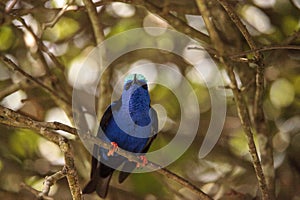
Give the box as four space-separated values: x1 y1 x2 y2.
124 81 148 90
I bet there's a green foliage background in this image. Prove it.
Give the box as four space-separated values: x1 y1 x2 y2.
0 0 300 199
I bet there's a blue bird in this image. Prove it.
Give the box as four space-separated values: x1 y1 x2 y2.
83 74 158 198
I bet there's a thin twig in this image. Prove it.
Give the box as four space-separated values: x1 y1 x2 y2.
216 0 261 59
190 44 300 60
216 0 274 197
0 79 30 100
0 55 73 122
40 121 78 135
10 2 102 17
82 0 105 44
98 0 211 44
5 0 19 13
143 0 211 44
16 17 51 74
195 1 270 199
229 45 300 59
40 169 67 197
16 16 74 121
82 0 112 119
39 45 65 72
0 56 68 104
42 1 74 30
195 0 224 54
20 183 54 200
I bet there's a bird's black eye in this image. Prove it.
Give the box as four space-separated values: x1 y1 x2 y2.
141 84 148 90
125 81 131 90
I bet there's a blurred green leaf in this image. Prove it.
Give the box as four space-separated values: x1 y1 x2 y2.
43 17 80 42
0 26 15 51
9 129 40 159
131 173 165 196
270 78 295 108
281 15 300 35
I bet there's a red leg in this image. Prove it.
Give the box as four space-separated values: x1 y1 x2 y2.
107 142 118 156
136 155 148 168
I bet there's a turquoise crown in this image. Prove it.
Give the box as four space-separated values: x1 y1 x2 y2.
124 74 147 83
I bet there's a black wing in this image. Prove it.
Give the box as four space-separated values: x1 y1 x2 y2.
83 99 122 198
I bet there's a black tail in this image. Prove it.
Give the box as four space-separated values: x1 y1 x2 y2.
83 161 115 198
83 173 113 198
118 161 136 183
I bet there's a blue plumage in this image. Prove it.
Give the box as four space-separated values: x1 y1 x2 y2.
83 74 158 198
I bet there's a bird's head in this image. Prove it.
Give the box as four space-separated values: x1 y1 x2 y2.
122 74 150 106
123 74 148 91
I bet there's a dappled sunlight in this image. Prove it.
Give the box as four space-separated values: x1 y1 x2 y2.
1 90 27 110
0 0 300 199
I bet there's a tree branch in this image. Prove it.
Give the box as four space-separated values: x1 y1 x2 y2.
0 105 82 200
228 45 300 60
20 183 54 200
83 134 212 200
216 0 274 197
216 0 261 59
0 55 73 121
195 0 270 199
0 79 30 100
98 0 211 44
58 137 82 200
40 169 66 197
15 17 73 120
0 105 212 200
42 1 74 30
82 0 105 44
82 0 112 121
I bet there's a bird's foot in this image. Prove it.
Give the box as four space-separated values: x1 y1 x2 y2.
107 142 118 156
136 155 148 168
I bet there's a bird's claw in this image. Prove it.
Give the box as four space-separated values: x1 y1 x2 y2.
107 142 118 156
136 155 148 168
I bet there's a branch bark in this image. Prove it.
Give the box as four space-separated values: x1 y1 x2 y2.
195 0 270 199
82 0 112 120
0 105 82 200
1 55 73 120
216 0 274 197
15 17 73 121
40 169 66 197
0 105 212 200
83 134 212 200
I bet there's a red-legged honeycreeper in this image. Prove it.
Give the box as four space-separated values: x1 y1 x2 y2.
83 74 158 198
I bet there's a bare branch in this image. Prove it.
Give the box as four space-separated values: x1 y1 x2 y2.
0 105 211 200
195 0 270 199
0 79 30 100
58 137 82 200
82 0 105 44
217 0 261 59
82 0 112 121
0 55 73 121
216 0 274 197
229 45 300 59
40 169 67 197
5 0 19 13
195 0 224 54
20 183 54 200
83 134 212 200
42 1 74 30
0 105 82 200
